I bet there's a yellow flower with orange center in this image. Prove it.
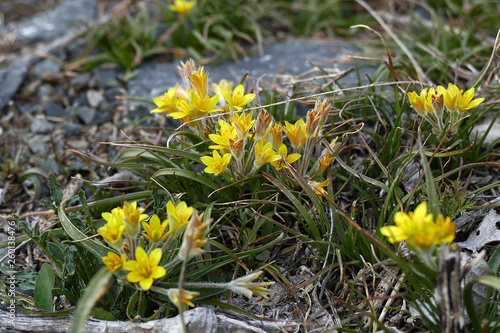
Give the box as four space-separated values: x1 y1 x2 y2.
102 251 127 272
254 140 281 167
142 215 169 243
380 202 455 249
98 216 125 251
208 119 237 153
230 112 254 140
283 119 307 150
123 247 166 291
122 201 148 237
201 150 231 175
309 179 330 200
166 200 193 238
151 85 178 114
221 84 255 110
271 144 301 170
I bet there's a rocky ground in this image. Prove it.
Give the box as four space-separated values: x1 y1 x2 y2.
1 1 500 332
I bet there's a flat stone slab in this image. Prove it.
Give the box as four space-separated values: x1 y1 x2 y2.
1 0 97 43
0 64 28 113
128 38 376 104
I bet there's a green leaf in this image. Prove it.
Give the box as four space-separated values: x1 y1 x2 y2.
79 190 93 227
48 173 63 208
464 275 500 333
418 135 439 216
152 168 218 190
58 199 111 259
34 263 55 311
69 268 113 333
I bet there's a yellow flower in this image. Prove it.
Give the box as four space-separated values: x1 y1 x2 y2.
221 84 255 110
98 217 125 251
380 202 456 249
123 201 149 237
271 144 301 170
208 119 237 153
123 247 166 291
150 85 178 114
171 90 220 124
318 153 334 173
142 215 169 243
309 179 330 200
102 251 127 272
254 140 281 167
167 288 199 311
283 119 307 150
168 0 196 17
189 66 208 97
230 112 254 140
178 211 211 260
212 79 234 104
441 84 484 113
200 150 231 175
228 271 274 299
166 200 193 238
408 89 433 116
178 59 196 91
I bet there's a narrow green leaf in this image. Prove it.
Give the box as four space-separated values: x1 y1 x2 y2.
418 135 439 216
69 268 113 333
34 263 55 311
153 168 218 190
58 199 111 259
464 275 500 333
48 173 63 208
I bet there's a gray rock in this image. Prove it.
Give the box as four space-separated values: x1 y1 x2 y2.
2 0 97 43
86 89 104 108
30 118 54 134
64 123 82 138
470 112 500 148
73 92 89 107
76 106 97 125
36 84 54 105
0 64 28 113
32 59 61 78
127 39 375 103
17 103 38 115
94 67 122 89
45 103 65 118
70 72 91 90
28 139 50 155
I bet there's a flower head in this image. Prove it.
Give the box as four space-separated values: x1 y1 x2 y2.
98 216 125 251
212 79 234 105
189 66 208 97
102 251 127 272
309 179 330 200
271 144 301 170
408 89 433 116
228 271 274 299
318 153 334 173
151 85 178 114
254 140 281 168
123 201 148 237
123 247 166 290
230 112 254 140
445 84 484 113
178 211 211 260
142 215 169 243
254 109 272 142
200 150 231 175
167 288 199 311
283 119 307 150
168 0 196 17
208 119 237 153
166 200 193 238
221 84 255 110
380 202 456 249
270 123 283 149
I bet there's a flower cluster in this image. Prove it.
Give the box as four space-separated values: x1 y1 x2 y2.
202 95 337 200
151 59 255 133
408 83 484 135
380 202 456 249
98 200 206 301
151 60 338 200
